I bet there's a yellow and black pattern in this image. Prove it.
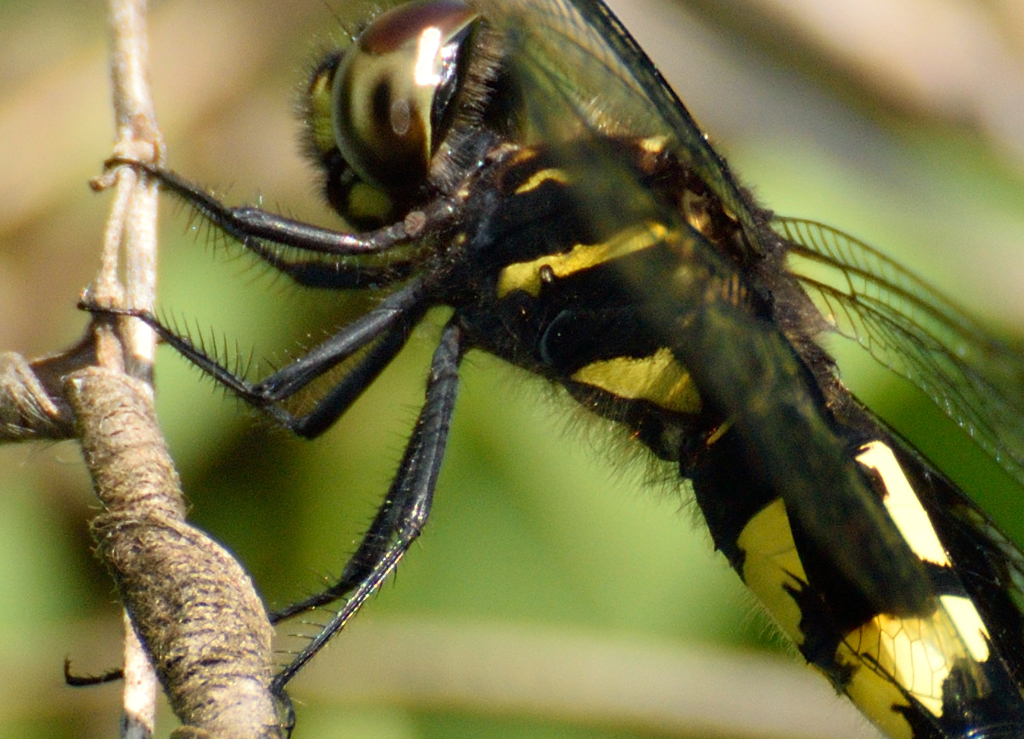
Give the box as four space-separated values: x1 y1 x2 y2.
730 436 1024 739
471 138 1024 739
100 0 1024 735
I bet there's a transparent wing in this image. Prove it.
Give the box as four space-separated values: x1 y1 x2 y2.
472 0 1024 485
472 0 765 257
778 216 1024 486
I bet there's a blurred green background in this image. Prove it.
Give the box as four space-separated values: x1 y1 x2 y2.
2 0 1024 737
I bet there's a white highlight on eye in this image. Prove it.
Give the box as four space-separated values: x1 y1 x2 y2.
414 26 443 86
390 99 411 136
856 440 949 566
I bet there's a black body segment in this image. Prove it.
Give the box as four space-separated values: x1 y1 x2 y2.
100 0 1024 736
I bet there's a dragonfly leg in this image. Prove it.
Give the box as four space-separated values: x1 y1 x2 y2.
270 319 464 690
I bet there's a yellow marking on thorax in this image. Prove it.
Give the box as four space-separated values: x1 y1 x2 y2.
513 167 569 195
736 441 999 738
837 440 994 729
856 441 949 566
736 498 809 646
841 666 914 739
682 190 712 236
638 135 669 154
839 598 992 726
497 222 668 298
737 494 918 739
571 347 700 414
704 419 731 448
939 595 990 662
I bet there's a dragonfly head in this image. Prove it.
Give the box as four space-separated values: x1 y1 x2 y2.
303 0 493 230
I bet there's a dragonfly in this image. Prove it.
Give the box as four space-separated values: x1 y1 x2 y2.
97 0 1024 736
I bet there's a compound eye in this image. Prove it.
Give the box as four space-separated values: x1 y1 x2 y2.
332 0 479 194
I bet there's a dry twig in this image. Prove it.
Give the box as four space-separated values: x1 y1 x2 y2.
0 1 287 736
